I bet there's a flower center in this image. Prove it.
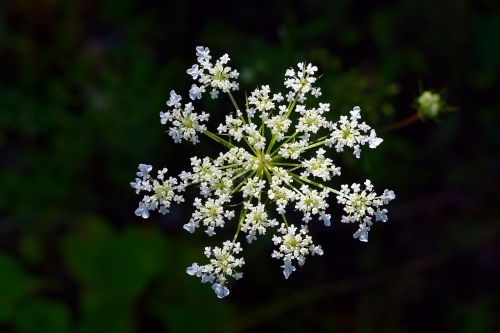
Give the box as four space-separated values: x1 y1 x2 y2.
214 71 226 81
183 118 194 128
255 151 272 173
208 207 218 217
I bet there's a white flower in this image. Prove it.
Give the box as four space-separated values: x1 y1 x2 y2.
353 220 371 242
268 180 296 214
241 176 266 198
337 180 395 242
185 197 234 236
187 46 239 98
284 62 319 102
190 157 220 184
241 203 278 243
186 241 245 298
132 165 184 218
295 185 330 223
417 91 442 118
212 283 230 298
189 84 205 100
301 148 341 181
368 129 383 148
196 46 211 62
166 90 182 107
136 164 152 177
130 178 142 193
278 140 307 159
375 208 388 222
243 123 266 150
248 85 284 120
311 87 322 98
265 114 291 141
187 64 202 79
161 102 209 144
382 189 396 203
295 103 330 136
272 224 323 279
133 46 396 298
325 106 383 158
217 114 244 141
135 202 150 219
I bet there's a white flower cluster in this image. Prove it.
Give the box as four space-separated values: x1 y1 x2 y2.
160 97 209 144
325 106 383 158
272 224 323 278
337 181 396 242
131 46 396 298
186 241 244 298
285 62 322 102
130 164 185 218
187 46 239 100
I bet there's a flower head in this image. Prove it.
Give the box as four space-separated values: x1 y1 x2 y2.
160 102 209 144
337 180 396 242
325 106 383 158
272 224 323 279
132 46 396 298
186 241 244 298
187 47 239 99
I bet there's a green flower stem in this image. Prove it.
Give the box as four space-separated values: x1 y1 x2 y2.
233 202 249 242
231 170 257 194
245 92 252 123
243 137 259 156
228 91 240 112
285 98 298 119
293 176 305 185
231 169 251 182
285 180 304 197
304 136 328 150
266 97 298 154
227 201 245 207
239 114 248 125
289 173 343 196
203 130 236 148
265 135 277 154
273 162 301 167
273 172 300 195
280 213 290 229
288 165 302 172
220 164 239 170
269 131 299 157
263 168 272 183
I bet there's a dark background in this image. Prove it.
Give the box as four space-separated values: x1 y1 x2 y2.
1 0 499 332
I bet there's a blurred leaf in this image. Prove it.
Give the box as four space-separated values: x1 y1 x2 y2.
62 217 169 333
151 274 236 333
77 290 133 333
62 217 168 297
0 254 33 323
13 299 70 333
448 301 493 333
18 234 43 264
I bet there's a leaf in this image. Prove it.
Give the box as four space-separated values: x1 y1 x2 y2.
62 217 168 298
62 217 169 333
13 299 70 333
0 253 33 323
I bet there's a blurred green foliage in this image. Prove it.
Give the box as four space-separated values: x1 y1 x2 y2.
0 0 499 332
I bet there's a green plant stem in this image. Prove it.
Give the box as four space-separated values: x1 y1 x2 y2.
228 91 240 112
281 213 289 228
381 113 421 132
203 130 235 148
289 172 343 196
